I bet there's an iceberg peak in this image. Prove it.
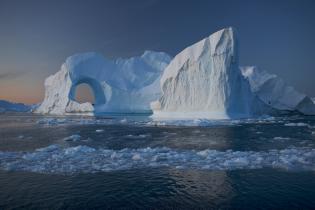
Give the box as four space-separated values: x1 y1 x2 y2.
151 28 315 119
153 27 252 119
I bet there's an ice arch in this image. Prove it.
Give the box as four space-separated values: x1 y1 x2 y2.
73 83 95 104
35 51 172 115
69 78 106 105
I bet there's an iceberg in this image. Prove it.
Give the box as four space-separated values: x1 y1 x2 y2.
241 66 315 116
35 51 171 115
151 27 315 119
35 27 314 118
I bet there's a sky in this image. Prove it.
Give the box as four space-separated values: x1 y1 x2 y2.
0 0 314 104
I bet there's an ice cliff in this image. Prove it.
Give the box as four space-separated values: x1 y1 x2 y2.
151 27 315 119
35 51 171 115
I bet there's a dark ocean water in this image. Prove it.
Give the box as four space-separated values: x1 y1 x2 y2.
0 113 315 209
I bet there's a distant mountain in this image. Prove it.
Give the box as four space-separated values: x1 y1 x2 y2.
0 100 32 112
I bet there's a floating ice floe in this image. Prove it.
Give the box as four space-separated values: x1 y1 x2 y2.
284 122 310 127
120 118 128 123
273 137 290 140
63 135 81 142
0 145 315 174
33 114 310 128
37 118 69 125
124 134 151 139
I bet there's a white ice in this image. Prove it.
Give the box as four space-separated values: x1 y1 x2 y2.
151 27 315 120
284 122 309 127
63 134 81 142
35 51 171 115
0 145 314 174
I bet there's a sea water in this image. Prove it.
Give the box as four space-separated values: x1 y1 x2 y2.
0 113 315 209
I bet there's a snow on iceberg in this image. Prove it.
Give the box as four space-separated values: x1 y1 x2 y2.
35 51 171 115
151 27 315 119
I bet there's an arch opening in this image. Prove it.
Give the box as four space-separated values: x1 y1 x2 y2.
69 77 106 106
74 83 95 104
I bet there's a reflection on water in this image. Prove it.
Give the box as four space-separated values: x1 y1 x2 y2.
167 169 233 207
0 168 233 209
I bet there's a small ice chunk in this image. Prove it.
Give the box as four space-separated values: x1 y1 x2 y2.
273 137 290 140
82 137 93 142
37 118 67 126
132 153 141 161
120 118 127 123
35 144 60 152
111 152 117 159
63 134 81 142
64 145 95 155
139 134 150 138
125 134 150 139
197 150 209 157
284 122 309 127
95 129 104 133
18 135 24 139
